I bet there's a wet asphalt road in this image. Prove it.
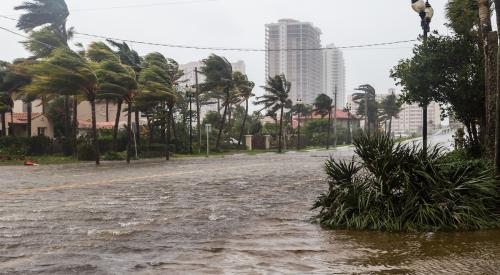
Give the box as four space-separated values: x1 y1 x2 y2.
1 134 499 274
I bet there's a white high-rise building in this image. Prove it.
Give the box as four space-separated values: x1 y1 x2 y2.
322 44 346 109
265 19 322 105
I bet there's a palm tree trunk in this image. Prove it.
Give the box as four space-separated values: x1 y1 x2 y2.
90 99 100 165
215 88 229 151
388 117 392 137
1 112 6 137
105 98 109 122
278 105 284 153
147 114 153 145
27 101 32 137
494 0 500 176
113 99 123 150
127 101 132 164
64 95 70 138
166 107 171 160
327 110 331 149
135 109 140 147
238 99 249 146
72 96 78 154
170 110 178 145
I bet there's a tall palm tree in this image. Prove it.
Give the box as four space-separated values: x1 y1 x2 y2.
313 94 334 149
139 52 176 160
201 54 234 151
107 40 143 146
87 42 138 163
353 84 377 134
255 74 292 153
232 72 255 146
380 91 402 136
27 48 100 164
16 0 74 138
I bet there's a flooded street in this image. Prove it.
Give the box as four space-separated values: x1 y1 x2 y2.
0 141 499 274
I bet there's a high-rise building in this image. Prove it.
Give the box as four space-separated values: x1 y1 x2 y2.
322 44 346 109
265 19 322 104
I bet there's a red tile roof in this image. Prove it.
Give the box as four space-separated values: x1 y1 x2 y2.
11 113 43 124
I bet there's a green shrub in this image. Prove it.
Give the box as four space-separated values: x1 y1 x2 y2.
103 151 126 161
27 136 53 156
77 143 96 161
313 133 500 232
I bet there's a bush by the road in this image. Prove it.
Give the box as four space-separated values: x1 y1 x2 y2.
77 143 96 161
313 133 500 232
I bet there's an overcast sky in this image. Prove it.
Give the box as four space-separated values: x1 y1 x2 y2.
0 0 451 104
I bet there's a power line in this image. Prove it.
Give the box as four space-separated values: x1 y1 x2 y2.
0 14 417 52
0 26 56 49
71 0 218 12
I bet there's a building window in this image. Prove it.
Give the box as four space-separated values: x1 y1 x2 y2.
37 127 46 136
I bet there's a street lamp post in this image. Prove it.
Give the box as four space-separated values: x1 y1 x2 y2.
186 85 193 154
297 98 302 150
344 103 352 144
411 0 434 151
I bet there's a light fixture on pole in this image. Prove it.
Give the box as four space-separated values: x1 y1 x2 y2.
411 0 433 152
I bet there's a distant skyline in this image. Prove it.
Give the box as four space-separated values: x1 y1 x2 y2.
0 0 451 105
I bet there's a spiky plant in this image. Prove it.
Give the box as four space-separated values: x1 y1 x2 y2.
313 133 500 232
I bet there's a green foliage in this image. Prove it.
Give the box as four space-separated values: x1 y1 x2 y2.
314 134 500 232
103 151 126 161
76 143 96 161
27 135 53 155
313 94 333 118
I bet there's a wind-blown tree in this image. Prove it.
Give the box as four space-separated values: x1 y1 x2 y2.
27 48 100 164
87 42 138 163
107 40 143 145
0 62 13 136
139 52 176 160
16 0 74 139
353 84 378 134
200 54 235 151
255 74 292 153
231 72 255 146
15 0 71 44
380 91 402 136
313 93 334 149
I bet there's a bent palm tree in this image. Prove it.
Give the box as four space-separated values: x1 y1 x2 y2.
201 54 234 151
255 74 292 153
353 84 377 134
232 72 255 146
313 94 334 149
380 91 402 136
27 48 100 164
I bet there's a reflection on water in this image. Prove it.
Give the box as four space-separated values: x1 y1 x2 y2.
0 146 499 274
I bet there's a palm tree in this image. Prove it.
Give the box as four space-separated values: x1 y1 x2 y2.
380 92 402 136
107 40 143 146
87 42 138 163
353 84 377 134
313 94 334 149
139 52 176 160
15 0 71 44
27 48 100 164
255 74 292 153
230 72 255 147
200 54 234 151
16 0 74 139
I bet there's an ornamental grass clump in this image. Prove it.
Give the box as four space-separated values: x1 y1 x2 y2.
313 134 500 232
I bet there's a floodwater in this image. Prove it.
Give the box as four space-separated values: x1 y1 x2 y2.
0 135 499 274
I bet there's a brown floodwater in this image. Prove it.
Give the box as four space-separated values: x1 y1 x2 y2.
0 136 499 274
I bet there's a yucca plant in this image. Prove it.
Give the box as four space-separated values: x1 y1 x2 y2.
313 133 500 232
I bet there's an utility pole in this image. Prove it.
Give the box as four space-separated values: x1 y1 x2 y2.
297 98 302 150
195 67 201 154
187 86 193 154
333 86 338 148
